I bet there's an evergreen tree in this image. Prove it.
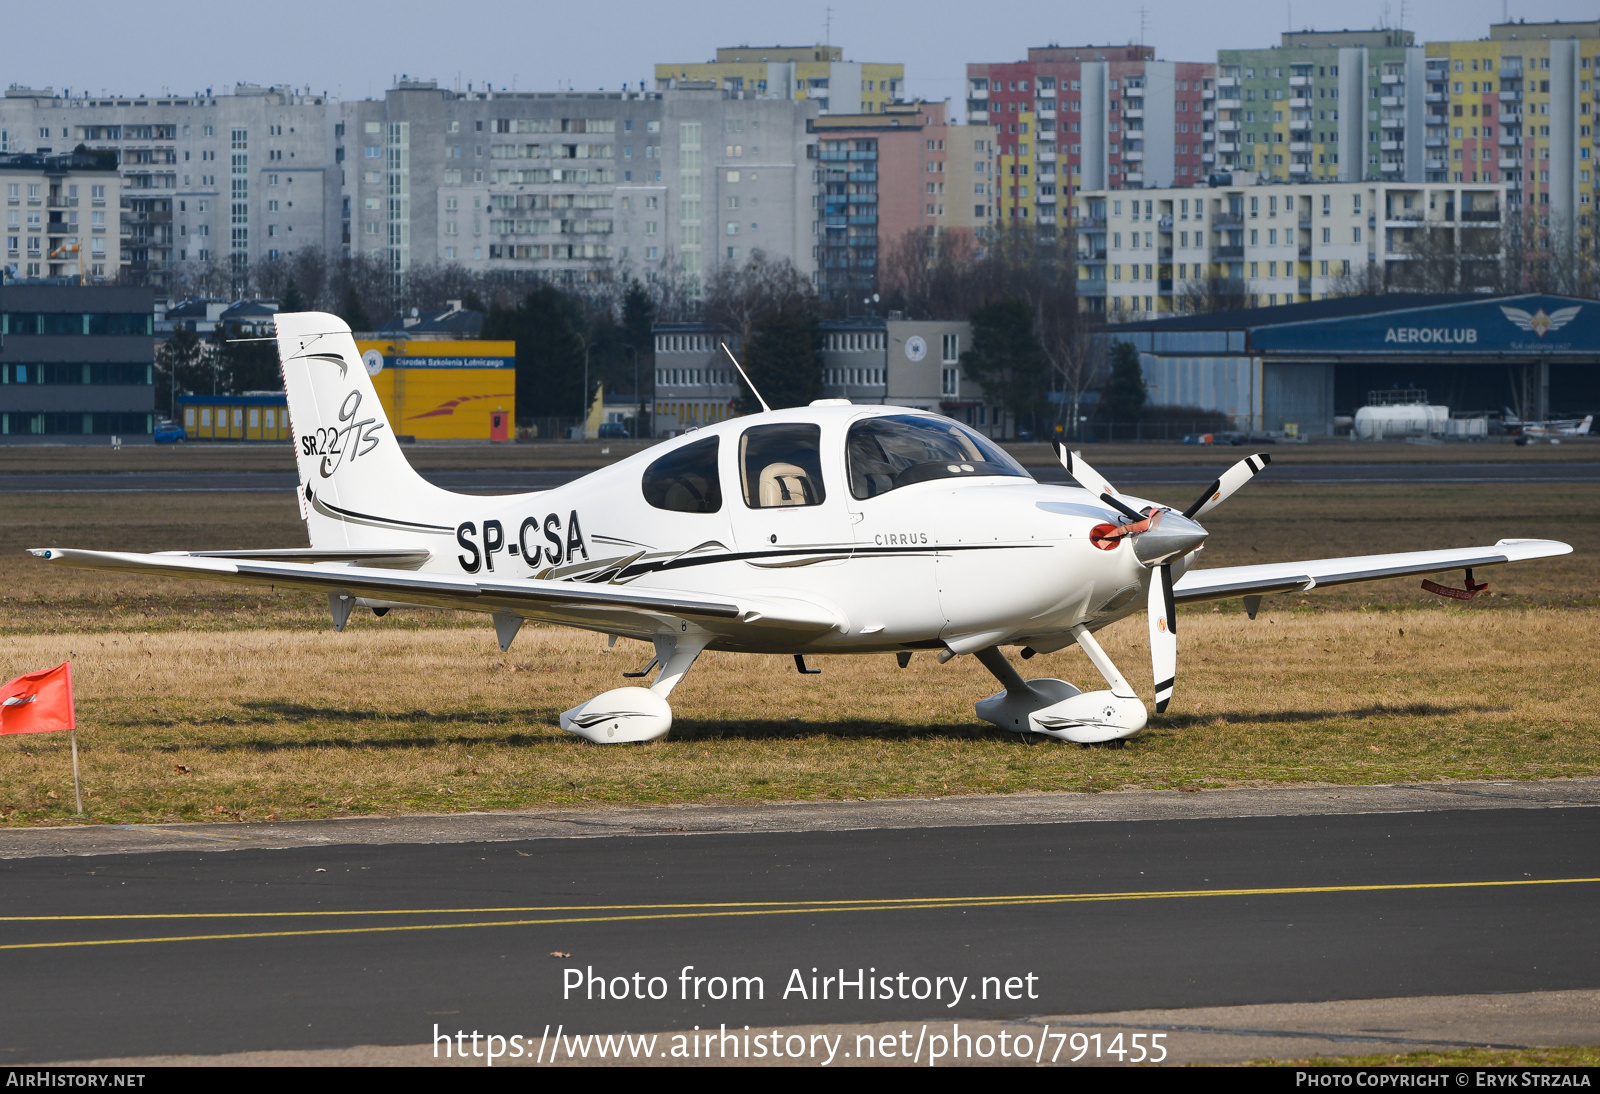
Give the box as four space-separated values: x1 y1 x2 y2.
338 284 371 333
1100 341 1147 421
280 278 306 313
742 306 822 412
961 298 1049 435
483 284 586 419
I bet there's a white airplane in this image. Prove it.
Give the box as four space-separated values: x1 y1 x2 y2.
31 312 1573 746
1515 413 1593 442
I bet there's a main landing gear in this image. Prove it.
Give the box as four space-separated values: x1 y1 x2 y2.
558 630 709 744
972 624 1148 745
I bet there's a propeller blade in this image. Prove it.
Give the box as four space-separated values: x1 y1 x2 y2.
1182 453 1272 521
1148 563 1177 713
1052 442 1143 521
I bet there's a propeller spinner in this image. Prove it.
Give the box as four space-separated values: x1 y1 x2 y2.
1053 444 1271 713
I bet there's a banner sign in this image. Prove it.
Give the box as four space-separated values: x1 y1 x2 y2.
1249 295 1599 355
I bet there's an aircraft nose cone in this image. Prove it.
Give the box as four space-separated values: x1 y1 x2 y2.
1134 512 1208 566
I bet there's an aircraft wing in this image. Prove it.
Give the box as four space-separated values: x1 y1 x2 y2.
28 547 841 640
1171 538 1571 604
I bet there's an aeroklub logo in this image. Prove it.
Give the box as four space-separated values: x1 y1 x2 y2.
299 389 384 477
1501 305 1582 339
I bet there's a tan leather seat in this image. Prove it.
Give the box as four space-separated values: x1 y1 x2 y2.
758 462 815 507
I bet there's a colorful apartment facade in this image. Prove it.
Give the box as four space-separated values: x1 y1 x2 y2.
655 46 903 116
1217 30 1424 184
967 46 1217 235
1424 20 1598 233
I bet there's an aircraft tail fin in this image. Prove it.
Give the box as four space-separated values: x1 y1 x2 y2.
1578 415 1593 436
274 311 454 550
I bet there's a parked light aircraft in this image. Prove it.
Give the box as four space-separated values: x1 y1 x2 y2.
1513 413 1593 443
31 313 1573 745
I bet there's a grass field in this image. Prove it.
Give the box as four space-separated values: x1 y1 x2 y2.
0 477 1594 826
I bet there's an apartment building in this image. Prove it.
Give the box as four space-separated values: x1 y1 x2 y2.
2 151 121 280
1075 178 1506 319
340 81 819 291
811 101 996 299
967 45 1217 234
655 46 903 115
1217 29 1424 184
1424 20 1599 231
0 85 340 287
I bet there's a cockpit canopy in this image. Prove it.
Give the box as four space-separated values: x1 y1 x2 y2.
845 414 1030 499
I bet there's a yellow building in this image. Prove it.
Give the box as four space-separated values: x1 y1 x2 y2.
1425 21 1598 234
656 45 903 114
355 339 516 441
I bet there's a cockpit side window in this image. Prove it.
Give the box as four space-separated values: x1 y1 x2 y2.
846 414 1031 500
739 423 826 509
641 436 721 513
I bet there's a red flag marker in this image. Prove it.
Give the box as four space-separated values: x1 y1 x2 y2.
1 663 81 813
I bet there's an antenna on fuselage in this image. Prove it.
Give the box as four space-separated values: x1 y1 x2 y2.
721 342 770 413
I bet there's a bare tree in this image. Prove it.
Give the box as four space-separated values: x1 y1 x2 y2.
1326 260 1388 297
701 249 818 350
1177 276 1250 313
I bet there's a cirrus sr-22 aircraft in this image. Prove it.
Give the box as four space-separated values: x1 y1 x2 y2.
32 312 1572 746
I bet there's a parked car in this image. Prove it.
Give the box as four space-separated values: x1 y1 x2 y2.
154 419 186 444
596 421 630 439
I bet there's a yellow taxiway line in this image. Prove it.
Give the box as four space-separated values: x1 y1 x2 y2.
2 876 1594 952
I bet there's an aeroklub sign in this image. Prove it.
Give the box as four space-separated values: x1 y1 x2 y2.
1249 296 1596 354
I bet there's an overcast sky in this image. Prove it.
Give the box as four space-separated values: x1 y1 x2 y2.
4 0 1592 106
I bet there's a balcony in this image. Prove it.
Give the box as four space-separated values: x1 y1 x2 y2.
1381 140 1403 151
1216 119 1239 132
1216 142 1239 153
1202 110 1215 122
1382 95 1404 108
1214 244 1244 259
1298 215 1312 228
969 86 989 99
1499 134 1519 147
1078 281 1107 296
1381 116 1406 129
1037 151 1056 162
1426 135 1446 148
1499 156 1521 169
1038 107 1056 119
1500 111 1521 124
1124 149 1144 162
1289 75 1311 87
1426 92 1445 103
1202 86 1215 99
1499 90 1521 102
1425 159 1446 171
1462 209 1499 222
1217 76 1239 88
1158 246 1173 260
1123 85 1144 98
1298 277 1312 294
1074 216 1106 230
1078 250 1107 262
1122 107 1142 119
1381 161 1405 173
1297 244 1312 259
1289 141 1312 153
1381 73 1403 84
1201 152 1215 163
966 109 988 122
1158 215 1173 231
1037 86 1056 98
1124 171 1143 184
1158 278 1174 294
1214 212 1243 227
1037 191 1057 203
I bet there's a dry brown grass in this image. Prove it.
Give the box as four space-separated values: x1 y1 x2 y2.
0 606 1595 826
0 477 1591 826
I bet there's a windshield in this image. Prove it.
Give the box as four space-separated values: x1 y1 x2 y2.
846 414 1031 500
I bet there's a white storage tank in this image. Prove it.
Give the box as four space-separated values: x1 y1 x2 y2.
1353 390 1450 439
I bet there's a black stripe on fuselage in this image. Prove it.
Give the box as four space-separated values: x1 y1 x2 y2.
611 540 1050 581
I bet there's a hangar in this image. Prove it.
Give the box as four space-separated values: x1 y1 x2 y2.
1109 294 1600 436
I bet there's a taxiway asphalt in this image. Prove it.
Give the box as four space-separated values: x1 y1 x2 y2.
1 461 1596 494
2 792 1598 1064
